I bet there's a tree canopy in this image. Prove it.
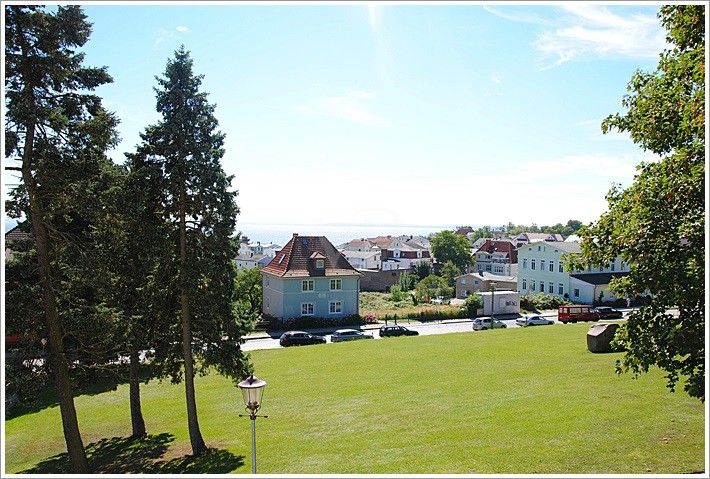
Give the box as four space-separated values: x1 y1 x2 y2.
571 5 705 401
128 46 251 455
4 5 121 472
430 230 472 273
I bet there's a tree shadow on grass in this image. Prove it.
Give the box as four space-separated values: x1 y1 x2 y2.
19 433 244 474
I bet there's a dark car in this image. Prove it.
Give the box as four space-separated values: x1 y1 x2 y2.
592 307 624 319
279 331 327 347
379 325 419 338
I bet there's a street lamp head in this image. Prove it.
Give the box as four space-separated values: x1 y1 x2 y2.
238 374 267 414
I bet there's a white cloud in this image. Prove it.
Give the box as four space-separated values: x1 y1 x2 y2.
302 90 392 126
154 25 191 47
482 5 555 26
533 5 667 69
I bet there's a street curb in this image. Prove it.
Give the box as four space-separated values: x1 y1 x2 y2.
239 307 634 342
240 310 560 342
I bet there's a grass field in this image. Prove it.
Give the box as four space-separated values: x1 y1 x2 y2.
4 323 706 474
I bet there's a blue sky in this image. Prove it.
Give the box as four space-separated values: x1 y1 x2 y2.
4 2 670 230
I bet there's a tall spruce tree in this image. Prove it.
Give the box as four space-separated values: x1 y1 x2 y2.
4 5 121 472
131 46 251 456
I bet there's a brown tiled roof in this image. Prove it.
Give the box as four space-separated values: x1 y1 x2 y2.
369 236 397 248
475 239 518 263
261 233 363 278
5 225 32 242
345 239 372 249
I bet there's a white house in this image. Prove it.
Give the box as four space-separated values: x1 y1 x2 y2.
340 250 381 270
235 252 272 271
516 241 629 305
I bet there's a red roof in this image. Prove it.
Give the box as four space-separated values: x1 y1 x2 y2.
476 239 518 263
261 233 363 278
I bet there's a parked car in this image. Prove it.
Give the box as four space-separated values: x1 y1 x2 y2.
515 314 555 327
592 306 624 319
279 331 326 347
379 325 419 337
472 318 507 331
331 329 374 343
557 305 599 323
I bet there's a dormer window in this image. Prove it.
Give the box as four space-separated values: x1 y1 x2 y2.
310 251 327 270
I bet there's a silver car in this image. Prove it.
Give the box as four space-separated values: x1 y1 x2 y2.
515 314 555 327
472 318 507 331
331 329 374 343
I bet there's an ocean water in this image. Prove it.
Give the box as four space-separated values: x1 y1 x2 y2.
236 223 452 247
4 218 452 248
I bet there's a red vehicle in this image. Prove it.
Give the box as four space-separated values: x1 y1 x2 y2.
557 305 599 324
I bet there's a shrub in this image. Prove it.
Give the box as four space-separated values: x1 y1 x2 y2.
389 284 404 302
461 294 483 317
521 293 570 312
265 314 365 331
363 313 378 324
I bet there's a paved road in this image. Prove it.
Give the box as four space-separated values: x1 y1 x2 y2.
240 310 571 352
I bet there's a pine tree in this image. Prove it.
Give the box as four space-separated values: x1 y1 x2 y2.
4 5 120 472
131 46 251 456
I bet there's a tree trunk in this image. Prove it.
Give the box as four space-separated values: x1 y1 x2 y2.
179 183 206 456
129 344 146 438
22 124 90 473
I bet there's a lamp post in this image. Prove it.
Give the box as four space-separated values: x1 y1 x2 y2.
490 281 497 328
238 374 267 474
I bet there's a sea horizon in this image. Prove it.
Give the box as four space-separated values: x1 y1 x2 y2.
4 218 461 248
236 221 458 247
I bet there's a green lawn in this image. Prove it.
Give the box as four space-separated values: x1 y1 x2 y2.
4 323 706 474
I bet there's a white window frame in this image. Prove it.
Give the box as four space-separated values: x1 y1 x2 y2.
531 259 536 270
522 279 527 290
522 258 528 269
302 280 314 292
301 302 315 316
549 262 554 272
329 301 342 314
330 279 342 290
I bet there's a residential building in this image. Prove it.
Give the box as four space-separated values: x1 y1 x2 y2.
235 252 272 271
470 239 518 276
261 233 363 321
513 232 566 248
516 241 628 304
340 250 381 270
455 271 517 299
341 235 432 271
239 238 282 258
4 225 31 261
